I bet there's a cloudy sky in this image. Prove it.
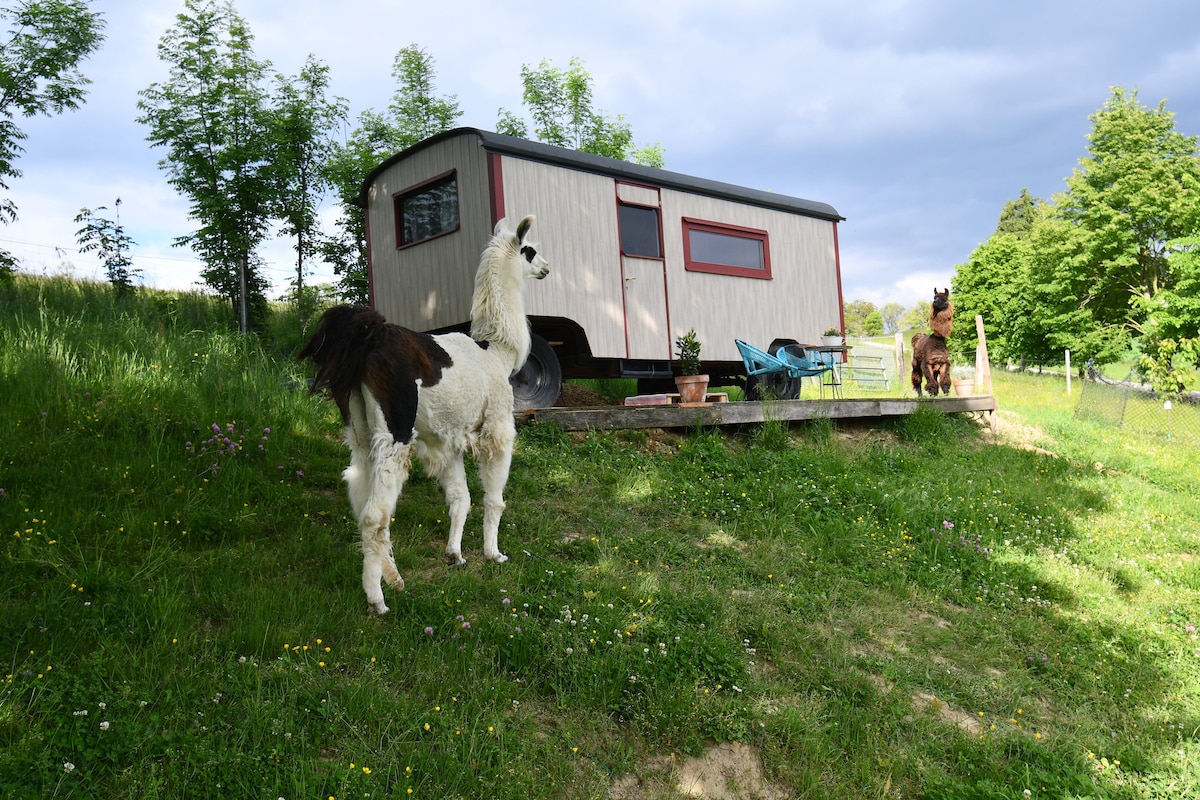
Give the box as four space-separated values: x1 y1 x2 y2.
5 0 1199 308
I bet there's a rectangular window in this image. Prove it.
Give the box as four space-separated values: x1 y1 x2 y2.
395 171 459 247
682 217 771 279
618 202 662 258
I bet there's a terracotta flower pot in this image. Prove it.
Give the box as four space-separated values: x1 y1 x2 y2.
675 374 710 404
953 379 975 396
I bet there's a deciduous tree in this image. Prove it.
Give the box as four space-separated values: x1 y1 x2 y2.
322 45 460 303
0 0 105 276
497 57 664 167
75 198 137 297
270 55 346 326
137 0 275 332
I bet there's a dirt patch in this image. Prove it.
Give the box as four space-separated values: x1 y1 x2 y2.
557 383 620 407
992 409 1059 457
909 692 983 736
610 742 786 800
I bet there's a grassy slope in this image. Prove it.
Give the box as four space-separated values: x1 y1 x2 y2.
2 277 1199 799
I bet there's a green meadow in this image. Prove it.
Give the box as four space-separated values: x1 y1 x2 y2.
2 276 1199 799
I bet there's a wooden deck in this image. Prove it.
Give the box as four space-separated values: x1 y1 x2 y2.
516 394 998 431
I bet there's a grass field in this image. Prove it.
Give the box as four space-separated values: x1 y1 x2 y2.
2 276 1199 799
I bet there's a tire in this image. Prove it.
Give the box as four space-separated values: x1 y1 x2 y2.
511 333 562 409
745 338 802 400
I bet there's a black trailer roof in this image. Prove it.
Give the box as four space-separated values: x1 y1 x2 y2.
355 127 844 223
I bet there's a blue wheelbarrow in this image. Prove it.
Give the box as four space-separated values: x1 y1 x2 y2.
736 339 833 400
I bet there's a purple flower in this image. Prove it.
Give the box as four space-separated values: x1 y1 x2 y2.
461 621 471 629
502 598 511 605
942 520 955 530
423 626 434 635
262 427 271 435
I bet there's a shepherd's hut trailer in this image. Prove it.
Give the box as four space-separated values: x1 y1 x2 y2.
355 127 846 408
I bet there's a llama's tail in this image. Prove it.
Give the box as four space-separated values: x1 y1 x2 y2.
298 305 453 445
297 305 387 402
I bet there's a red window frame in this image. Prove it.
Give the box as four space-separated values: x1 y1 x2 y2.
681 217 772 280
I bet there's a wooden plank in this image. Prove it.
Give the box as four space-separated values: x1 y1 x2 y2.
515 395 997 431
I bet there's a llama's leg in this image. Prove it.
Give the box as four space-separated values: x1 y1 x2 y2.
349 387 412 614
939 365 952 396
477 435 513 564
434 454 472 566
911 361 924 395
357 432 410 614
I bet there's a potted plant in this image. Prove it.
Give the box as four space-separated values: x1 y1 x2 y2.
821 326 843 346
952 364 977 396
674 328 710 404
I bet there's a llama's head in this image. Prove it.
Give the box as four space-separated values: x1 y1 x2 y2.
931 287 950 312
496 215 550 281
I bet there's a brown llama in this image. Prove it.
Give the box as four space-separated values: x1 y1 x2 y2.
911 332 951 396
911 288 953 395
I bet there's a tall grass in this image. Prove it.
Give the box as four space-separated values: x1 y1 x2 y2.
2 276 1199 798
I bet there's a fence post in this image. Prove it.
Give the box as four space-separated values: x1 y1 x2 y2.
895 331 905 388
1065 349 1072 396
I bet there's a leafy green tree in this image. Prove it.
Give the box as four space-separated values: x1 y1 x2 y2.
841 299 877 337
270 54 346 327
0 0 105 277
898 302 928 333
879 302 904 334
388 44 460 144
322 44 460 303
951 230 1058 366
497 57 664 167
1045 87 1200 376
75 198 137 297
863 310 884 336
1135 235 1200 393
994 188 1044 238
137 0 275 332
954 89 1200 386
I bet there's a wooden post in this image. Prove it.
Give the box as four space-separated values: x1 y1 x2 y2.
895 331 905 390
974 315 996 431
1065 349 1072 396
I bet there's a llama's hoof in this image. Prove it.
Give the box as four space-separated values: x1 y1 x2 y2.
446 551 467 566
484 551 509 564
385 574 405 590
368 600 390 615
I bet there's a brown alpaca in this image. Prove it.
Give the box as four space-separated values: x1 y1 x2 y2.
930 287 953 338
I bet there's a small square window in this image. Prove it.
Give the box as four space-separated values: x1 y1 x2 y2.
682 217 771 279
395 171 459 247
618 202 662 258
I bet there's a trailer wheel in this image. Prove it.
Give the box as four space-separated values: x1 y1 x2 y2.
745 338 802 401
511 333 562 410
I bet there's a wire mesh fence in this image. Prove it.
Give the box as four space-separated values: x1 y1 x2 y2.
1075 370 1200 444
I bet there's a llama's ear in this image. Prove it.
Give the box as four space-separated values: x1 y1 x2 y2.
494 218 507 236
516 215 535 242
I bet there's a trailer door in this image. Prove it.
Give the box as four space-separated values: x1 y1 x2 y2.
616 184 671 360
622 255 670 359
